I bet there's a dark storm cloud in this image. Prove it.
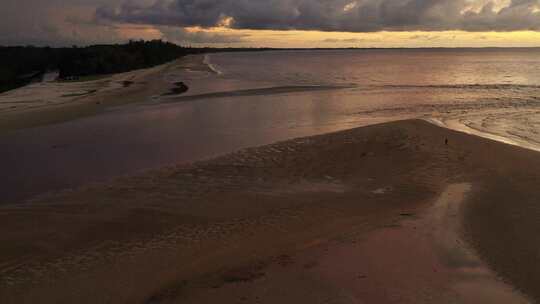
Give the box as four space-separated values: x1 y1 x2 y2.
0 0 124 46
95 0 540 32
0 0 244 46
3 0 540 46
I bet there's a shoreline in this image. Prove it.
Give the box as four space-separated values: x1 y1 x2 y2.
427 117 540 153
1 119 539 303
0 56 200 134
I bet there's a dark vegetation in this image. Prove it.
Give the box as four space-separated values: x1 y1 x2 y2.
0 40 207 93
0 46 60 93
57 40 197 78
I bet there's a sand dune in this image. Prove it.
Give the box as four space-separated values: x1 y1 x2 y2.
1 119 539 303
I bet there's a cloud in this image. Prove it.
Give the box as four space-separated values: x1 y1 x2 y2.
0 0 248 46
3 0 540 46
0 0 123 46
409 34 442 40
159 26 249 44
96 0 540 32
323 38 363 43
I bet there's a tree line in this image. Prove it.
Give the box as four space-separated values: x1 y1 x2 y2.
0 40 204 93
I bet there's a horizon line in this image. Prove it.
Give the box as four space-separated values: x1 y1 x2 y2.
4 43 540 50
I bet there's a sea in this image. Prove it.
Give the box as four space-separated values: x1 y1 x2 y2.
3 49 540 203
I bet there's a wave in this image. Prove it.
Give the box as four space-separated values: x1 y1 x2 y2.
426 114 540 153
203 54 223 75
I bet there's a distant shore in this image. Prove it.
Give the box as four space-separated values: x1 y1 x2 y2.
0 56 199 134
1 119 538 303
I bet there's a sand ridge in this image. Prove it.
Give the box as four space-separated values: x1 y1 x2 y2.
1 120 539 303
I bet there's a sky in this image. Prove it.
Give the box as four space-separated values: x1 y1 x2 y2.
3 0 540 47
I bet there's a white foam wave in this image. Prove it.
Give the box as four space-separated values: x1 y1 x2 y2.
203 54 223 75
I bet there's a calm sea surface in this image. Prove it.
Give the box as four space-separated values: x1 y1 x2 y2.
3 49 540 203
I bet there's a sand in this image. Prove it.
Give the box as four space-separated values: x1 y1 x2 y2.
0 55 211 134
1 119 540 303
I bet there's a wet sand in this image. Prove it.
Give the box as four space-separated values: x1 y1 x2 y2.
1 119 540 303
158 85 351 102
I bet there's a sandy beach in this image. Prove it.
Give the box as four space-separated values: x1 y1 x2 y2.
0 55 216 134
1 119 539 303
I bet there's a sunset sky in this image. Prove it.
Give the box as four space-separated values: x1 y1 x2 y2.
3 0 540 47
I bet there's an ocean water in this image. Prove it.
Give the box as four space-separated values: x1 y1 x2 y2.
207 49 540 150
2 49 540 203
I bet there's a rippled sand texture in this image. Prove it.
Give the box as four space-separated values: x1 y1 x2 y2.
2 120 540 303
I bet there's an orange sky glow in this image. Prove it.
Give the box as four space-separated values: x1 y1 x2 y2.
116 24 540 48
